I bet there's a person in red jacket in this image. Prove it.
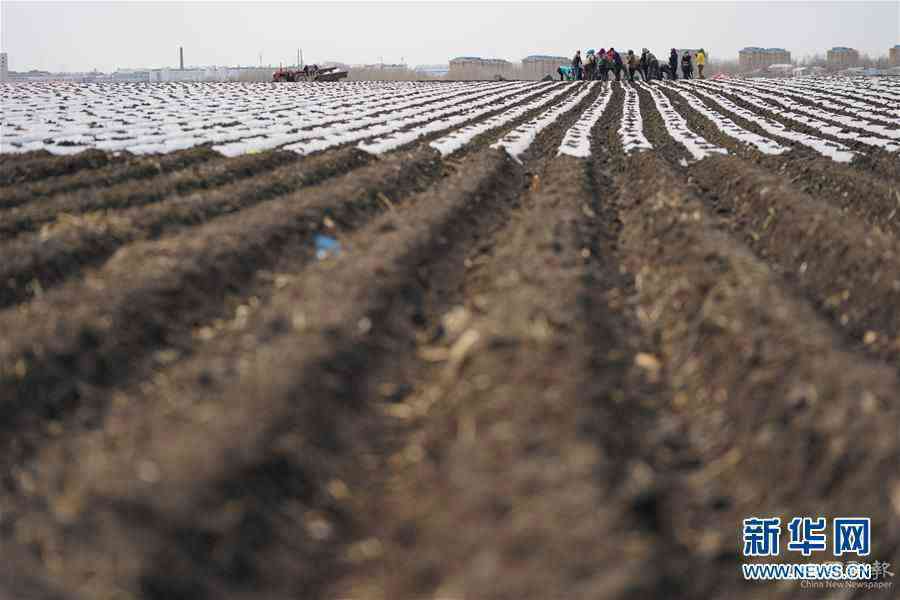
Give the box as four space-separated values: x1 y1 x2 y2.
609 47 623 81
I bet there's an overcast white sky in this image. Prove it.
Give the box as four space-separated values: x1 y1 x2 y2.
1 0 897 72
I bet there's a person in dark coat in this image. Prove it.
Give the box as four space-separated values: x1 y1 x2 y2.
648 52 661 80
681 51 693 79
639 48 651 81
572 50 583 81
669 48 679 80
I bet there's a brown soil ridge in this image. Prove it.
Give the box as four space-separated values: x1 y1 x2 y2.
360 152 666 600
0 149 133 188
4 148 520 599
0 84 592 311
0 150 299 239
721 79 900 127
654 84 900 241
0 148 443 451
0 147 370 309
0 147 219 211
693 82 900 184
616 151 900 599
0 540 74 600
690 154 900 368
2 87 605 599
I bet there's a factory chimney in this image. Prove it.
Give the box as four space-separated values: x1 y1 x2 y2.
179 47 184 70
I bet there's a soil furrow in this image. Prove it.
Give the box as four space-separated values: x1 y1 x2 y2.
0 147 221 211
641 85 900 373
695 83 900 184
0 148 443 452
355 149 669 599
727 80 900 128
2 87 614 600
0 150 297 239
337 85 666 600
3 79 900 600
0 87 583 310
699 80 900 144
0 147 369 309
611 150 900 599
687 154 900 369
632 83 692 166
0 540 74 600
655 84 900 240
3 148 520 600
0 149 132 187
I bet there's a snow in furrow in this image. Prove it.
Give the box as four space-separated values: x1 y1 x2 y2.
742 80 900 124
741 79 900 123
280 82 542 155
0 81 514 156
203 83 517 155
715 79 900 138
491 82 596 162
357 82 556 155
557 83 613 158
680 82 855 163
428 83 572 156
807 80 900 105
215 81 530 156
768 77 900 102
639 82 726 160
4 81 445 153
618 82 652 153
699 80 900 151
659 83 788 155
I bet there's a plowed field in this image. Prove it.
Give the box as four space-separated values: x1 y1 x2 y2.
1 77 899 600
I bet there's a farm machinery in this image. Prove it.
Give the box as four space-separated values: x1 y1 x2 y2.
273 65 349 82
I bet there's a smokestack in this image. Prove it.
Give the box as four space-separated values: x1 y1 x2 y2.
179 47 184 70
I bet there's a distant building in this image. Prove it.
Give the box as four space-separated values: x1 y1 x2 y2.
112 68 152 82
739 47 791 70
358 63 408 71
827 47 859 67
0 53 7 82
110 66 275 82
413 64 450 78
149 68 208 82
448 56 514 80
890 45 900 65
522 55 568 80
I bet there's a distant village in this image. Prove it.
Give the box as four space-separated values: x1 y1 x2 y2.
2 44 899 83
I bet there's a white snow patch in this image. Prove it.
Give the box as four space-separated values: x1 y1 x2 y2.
356 82 550 155
428 83 571 156
557 83 613 158
618 82 652 153
286 82 541 155
639 82 726 160
698 80 900 151
491 82 596 162
680 82 855 163
660 83 788 155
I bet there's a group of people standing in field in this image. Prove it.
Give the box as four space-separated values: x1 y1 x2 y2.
564 48 706 81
